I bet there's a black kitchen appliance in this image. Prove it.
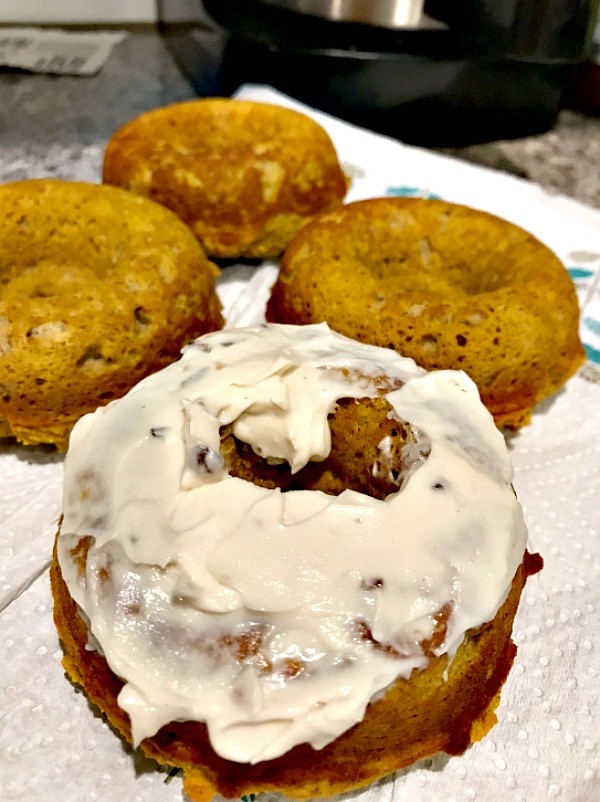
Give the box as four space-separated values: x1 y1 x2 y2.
158 0 599 147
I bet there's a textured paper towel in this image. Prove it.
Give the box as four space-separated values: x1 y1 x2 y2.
1 87 599 802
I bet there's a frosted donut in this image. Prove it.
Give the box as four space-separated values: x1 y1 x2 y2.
52 322 541 800
266 197 586 429
0 178 223 450
102 98 348 260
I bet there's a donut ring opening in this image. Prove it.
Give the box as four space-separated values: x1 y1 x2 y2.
222 395 426 500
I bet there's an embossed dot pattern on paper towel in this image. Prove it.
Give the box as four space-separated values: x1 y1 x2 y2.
501 374 600 801
0 447 62 608
0 572 179 801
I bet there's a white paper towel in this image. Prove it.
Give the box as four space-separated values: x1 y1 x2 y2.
1 87 599 802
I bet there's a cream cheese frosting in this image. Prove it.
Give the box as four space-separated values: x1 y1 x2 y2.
57 322 527 764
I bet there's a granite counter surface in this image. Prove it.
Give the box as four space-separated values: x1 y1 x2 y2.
1 28 599 210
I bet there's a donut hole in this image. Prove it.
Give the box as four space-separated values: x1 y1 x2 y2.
363 246 520 299
457 256 522 296
222 396 426 501
342 204 532 300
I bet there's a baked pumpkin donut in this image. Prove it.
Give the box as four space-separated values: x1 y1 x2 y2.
52 322 541 801
266 197 586 429
0 178 223 450
102 98 348 260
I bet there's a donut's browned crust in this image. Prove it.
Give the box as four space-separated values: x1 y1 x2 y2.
0 179 223 450
51 540 541 802
266 197 586 429
102 99 348 260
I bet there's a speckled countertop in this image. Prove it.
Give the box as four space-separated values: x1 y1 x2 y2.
0 28 599 210
437 112 600 210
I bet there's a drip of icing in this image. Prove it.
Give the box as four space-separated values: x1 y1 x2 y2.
58 322 527 764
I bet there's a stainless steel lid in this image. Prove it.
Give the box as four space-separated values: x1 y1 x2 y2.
254 0 423 30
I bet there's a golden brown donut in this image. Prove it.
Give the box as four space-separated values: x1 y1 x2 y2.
102 98 348 260
266 197 586 429
0 178 223 450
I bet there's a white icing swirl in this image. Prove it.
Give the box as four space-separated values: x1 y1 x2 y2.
58 322 527 764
